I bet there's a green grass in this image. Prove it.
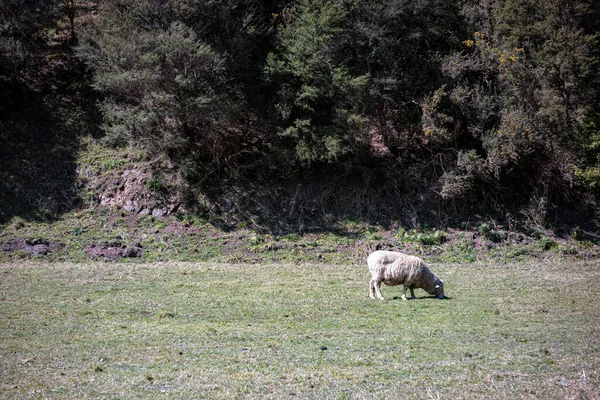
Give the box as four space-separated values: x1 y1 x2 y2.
1 261 598 398
2 208 599 264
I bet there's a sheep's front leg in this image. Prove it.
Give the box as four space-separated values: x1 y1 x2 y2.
402 286 416 301
401 286 408 301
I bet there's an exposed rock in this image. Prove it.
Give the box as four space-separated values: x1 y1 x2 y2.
152 208 167 217
1 238 63 256
85 243 123 261
123 200 141 213
82 159 181 216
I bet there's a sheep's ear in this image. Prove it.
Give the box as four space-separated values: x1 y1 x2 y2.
435 284 441 289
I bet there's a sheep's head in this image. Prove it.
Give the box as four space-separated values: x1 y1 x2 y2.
431 279 445 299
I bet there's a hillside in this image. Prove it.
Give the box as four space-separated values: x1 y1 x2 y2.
1 0 599 263
1 139 598 264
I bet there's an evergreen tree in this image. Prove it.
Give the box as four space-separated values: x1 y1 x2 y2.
70 0 600 221
264 0 369 170
353 0 464 128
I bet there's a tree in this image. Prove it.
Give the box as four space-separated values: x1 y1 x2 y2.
353 0 464 127
421 0 600 222
264 0 370 171
77 1 226 158
0 0 60 109
495 0 599 207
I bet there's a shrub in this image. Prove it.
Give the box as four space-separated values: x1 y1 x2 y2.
146 175 166 193
539 237 558 251
397 229 446 246
478 223 507 243
367 232 384 241
249 235 265 246
571 227 584 242
486 230 508 243
478 223 491 235
419 230 447 245
530 228 543 240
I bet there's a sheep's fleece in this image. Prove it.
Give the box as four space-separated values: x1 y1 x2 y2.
368 250 445 300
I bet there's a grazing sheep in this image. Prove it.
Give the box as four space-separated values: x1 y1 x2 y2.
367 250 445 301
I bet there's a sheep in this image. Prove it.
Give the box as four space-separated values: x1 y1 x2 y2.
367 250 445 301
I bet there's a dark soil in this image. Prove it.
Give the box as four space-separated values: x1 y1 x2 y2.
1 238 63 256
84 240 143 261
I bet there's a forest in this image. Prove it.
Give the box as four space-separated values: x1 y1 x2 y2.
1 0 600 233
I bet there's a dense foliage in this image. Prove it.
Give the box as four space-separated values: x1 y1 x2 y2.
2 0 599 227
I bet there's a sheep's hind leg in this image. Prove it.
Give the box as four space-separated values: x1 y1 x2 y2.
369 279 376 299
409 287 416 300
374 279 385 300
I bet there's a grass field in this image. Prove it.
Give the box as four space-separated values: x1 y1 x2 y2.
1 260 598 399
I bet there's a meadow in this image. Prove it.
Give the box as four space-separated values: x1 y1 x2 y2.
1 260 598 399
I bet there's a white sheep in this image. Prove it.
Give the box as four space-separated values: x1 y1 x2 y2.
367 250 445 301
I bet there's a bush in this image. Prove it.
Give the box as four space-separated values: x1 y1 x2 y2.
530 228 543 240
571 227 584 242
486 230 508 243
479 223 507 243
478 223 491 235
539 237 558 251
419 230 447 245
397 229 446 246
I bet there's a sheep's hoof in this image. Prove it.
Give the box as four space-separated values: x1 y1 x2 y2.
401 295 408 301
378 296 385 301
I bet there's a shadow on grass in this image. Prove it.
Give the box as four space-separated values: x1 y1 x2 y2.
390 295 452 301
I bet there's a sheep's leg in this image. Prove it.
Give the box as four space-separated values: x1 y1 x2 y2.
409 287 416 300
402 286 408 301
374 279 385 300
369 279 375 299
